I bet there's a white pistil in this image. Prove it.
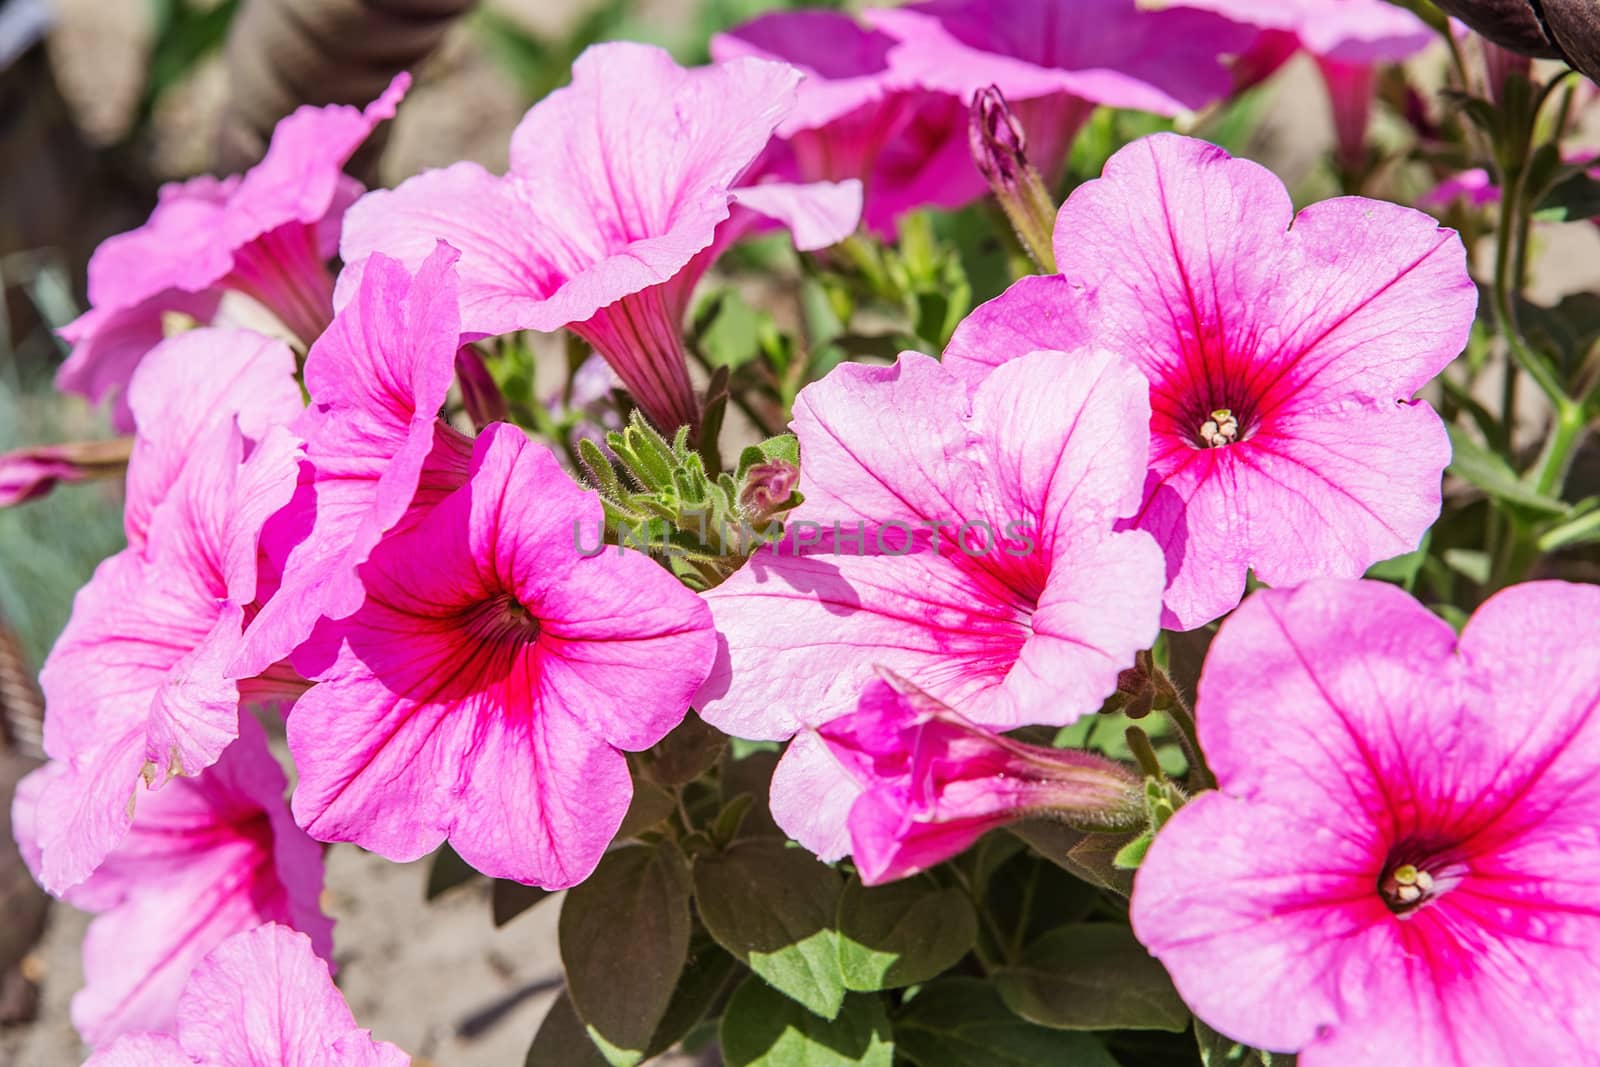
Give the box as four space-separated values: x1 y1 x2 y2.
1199 408 1239 448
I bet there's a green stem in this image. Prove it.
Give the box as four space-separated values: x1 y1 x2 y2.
1533 400 1588 498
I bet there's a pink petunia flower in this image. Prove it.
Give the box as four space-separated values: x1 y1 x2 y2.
28 329 304 893
230 244 474 680
1132 579 1600 1065
58 76 408 429
1420 166 1500 209
339 42 861 433
13 715 331 1048
82 923 408 1066
818 672 1142 884
944 134 1473 630
1163 0 1435 168
285 423 716 887
863 0 1257 181
711 11 986 236
696 348 1165 858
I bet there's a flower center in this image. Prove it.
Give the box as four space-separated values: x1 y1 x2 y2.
1197 408 1239 448
1380 861 1439 916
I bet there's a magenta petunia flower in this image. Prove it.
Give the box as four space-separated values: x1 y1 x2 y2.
13 715 330 1049
285 423 716 887
711 11 986 236
83 923 408 1067
58 76 408 429
28 329 304 893
863 0 1256 181
815 673 1141 884
1167 0 1434 166
339 42 861 432
944 134 1473 629
231 244 474 680
696 348 1164 857
1132 579 1600 1065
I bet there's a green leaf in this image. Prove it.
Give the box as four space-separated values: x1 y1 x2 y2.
995 925 1189 1033
694 838 848 1018
1196 1019 1296 1066
1363 532 1430 591
491 879 550 928
644 942 743 1058
1446 424 1567 518
526 992 609 1067
720 978 894 1067
1111 832 1153 871
425 842 479 901
895 978 1119 1067
1540 500 1600 551
559 844 693 1065
1534 168 1600 223
835 876 977 991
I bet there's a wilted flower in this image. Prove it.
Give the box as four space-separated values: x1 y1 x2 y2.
1134 579 1600 1065
0 438 131 508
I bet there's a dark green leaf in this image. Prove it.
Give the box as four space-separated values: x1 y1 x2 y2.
425 842 479 901
644 942 743 1058
559 845 693 1064
836 876 977 991
1009 823 1136 897
896 978 1119 1067
694 838 847 1018
721 978 894 1067
647 711 727 786
615 779 676 842
996 925 1189 1033
526 992 609 1067
1534 169 1600 223
719 749 782 839
492 880 550 928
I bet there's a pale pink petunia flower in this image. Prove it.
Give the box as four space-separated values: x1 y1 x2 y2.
13 715 331 1048
1133 579 1600 1066
1162 0 1435 167
944 134 1473 629
230 244 474 680
82 923 408 1066
696 349 1165 858
711 11 986 236
863 0 1257 181
285 423 716 887
58 77 408 429
27 329 304 893
339 42 861 432
817 672 1142 884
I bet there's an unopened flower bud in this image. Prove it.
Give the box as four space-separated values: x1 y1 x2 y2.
969 85 1058 273
1435 0 1600 85
454 345 508 431
740 458 800 523
0 438 133 508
